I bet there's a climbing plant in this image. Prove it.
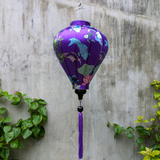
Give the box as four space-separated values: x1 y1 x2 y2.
107 80 160 160
0 89 48 160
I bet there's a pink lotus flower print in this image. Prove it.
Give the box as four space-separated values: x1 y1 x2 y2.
82 75 94 85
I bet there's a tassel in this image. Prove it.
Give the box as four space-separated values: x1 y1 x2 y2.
78 112 83 159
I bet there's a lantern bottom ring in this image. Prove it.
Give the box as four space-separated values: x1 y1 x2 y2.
75 89 87 100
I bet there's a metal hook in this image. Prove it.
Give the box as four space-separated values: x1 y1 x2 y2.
75 0 85 11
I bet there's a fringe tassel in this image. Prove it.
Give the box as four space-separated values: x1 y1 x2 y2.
78 112 83 159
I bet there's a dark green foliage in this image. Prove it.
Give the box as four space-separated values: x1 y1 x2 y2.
0 90 48 159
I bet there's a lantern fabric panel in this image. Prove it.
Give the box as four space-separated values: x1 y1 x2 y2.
54 20 108 90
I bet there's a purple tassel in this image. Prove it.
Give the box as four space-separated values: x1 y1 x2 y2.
78 112 83 159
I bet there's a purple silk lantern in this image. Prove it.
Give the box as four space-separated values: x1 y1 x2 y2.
53 20 108 159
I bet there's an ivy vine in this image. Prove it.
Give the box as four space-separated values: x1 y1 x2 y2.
0 89 48 160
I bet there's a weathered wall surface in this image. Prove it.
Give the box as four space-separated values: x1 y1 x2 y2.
0 0 160 160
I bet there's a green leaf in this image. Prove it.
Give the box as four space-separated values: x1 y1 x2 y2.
32 115 43 126
114 126 123 134
114 132 118 138
137 116 144 120
127 127 134 132
0 119 3 124
139 129 150 136
24 98 32 105
0 108 6 115
156 111 160 116
150 144 157 149
39 126 45 137
22 94 27 97
153 105 159 108
15 119 22 126
26 118 33 127
28 108 32 112
15 92 22 97
136 126 145 130
155 85 160 90
156 133 160 142
4 116 12 123
10 139 24 149
155 145 160 150
0 143 3 148
107 121 110 127
22 129 32 139
6 95 13 101
154 155 160 159
0 146 9 159
38 99 47 105
21 118 33 130
3 125 11 133
122 127 127 132
127 133 134 139
17 140 24 149
12 127 21 138
42 115 48 122
11 97 21 105
38 106 47 116
10 139 18 149
151 118 155 121
135 120 141 123
0 89 1 93
113 123 118 127
152 125 157 128
136 137 144 146
2 92 8 96
0 135 5 142
30 102 38 110
32 126 41 137
5 131 14 143
140 144 146 151
143 120 149 123
154 93 160 99
151 150 160 157
33 98 38 101
21 120 27 130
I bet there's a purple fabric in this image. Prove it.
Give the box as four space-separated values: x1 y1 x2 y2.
78 112 83 159
53 20 109 90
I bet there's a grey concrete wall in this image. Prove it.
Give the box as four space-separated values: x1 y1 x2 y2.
0 0 160 160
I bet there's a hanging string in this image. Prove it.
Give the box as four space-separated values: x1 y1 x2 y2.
77 100 83 159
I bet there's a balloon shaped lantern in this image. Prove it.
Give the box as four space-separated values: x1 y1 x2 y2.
53 20 108 159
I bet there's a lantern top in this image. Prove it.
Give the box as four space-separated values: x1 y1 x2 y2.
70 20 90 26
